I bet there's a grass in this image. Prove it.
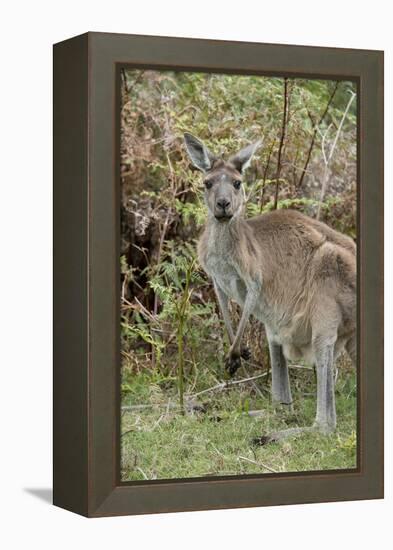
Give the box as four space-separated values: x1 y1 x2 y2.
120 357 357 481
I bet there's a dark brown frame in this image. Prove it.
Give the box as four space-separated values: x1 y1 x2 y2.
53 32 384 517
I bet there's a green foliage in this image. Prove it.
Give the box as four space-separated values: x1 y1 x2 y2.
337 430 357 458
174 198 206 227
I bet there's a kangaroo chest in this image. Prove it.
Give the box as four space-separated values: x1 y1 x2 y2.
201 223 320 364
205 253 247 307
204 243 311 355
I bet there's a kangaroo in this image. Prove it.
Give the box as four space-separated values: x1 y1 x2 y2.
184 132 356 443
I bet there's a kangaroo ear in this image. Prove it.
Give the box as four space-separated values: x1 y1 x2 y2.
229 140 262 173
184 133 216 172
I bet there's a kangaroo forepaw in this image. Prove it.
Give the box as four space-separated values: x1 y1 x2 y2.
225 353 242 377
240 346 252 361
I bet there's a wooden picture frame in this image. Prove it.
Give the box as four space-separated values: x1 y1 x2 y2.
53 32 384 517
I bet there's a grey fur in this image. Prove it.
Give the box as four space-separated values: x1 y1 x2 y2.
184 134 356 442
184 133 217 172
269 340 292 406
229 140 262 173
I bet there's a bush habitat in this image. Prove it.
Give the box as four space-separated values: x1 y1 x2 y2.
120 69 357 481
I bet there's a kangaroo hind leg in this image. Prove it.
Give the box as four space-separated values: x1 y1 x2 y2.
253 304 339 446
313 332 337 434
269 340 292 406
345 334 356 367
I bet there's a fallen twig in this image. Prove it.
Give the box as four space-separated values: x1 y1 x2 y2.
288 364 313 371
121 399 204 414
247 410 266 418
238 455 278 474
136 467 149 480
189 372 268 399
242 364 266 399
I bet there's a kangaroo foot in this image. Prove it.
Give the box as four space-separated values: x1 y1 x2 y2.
252 426 316 446
312 420 336 435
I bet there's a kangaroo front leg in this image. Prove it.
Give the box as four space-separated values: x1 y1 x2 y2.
269 340 292 405
213 281 235 344
225 287 258 376
214 281 252 362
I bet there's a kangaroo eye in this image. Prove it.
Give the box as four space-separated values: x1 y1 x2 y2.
233 180 241 190
204 180 213 189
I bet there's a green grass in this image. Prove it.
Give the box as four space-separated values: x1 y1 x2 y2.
121 360 357 481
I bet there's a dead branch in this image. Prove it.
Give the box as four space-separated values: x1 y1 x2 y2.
297 81 339 190
259 137 276 212
121 69 145 97
273 78 290 209
316 90 356 219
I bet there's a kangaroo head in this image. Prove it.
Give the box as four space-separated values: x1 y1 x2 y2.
184 133 261 222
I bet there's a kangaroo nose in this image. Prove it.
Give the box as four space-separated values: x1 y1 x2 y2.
216 198 231 210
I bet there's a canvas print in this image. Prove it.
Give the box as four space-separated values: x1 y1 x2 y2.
119 69 357 481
